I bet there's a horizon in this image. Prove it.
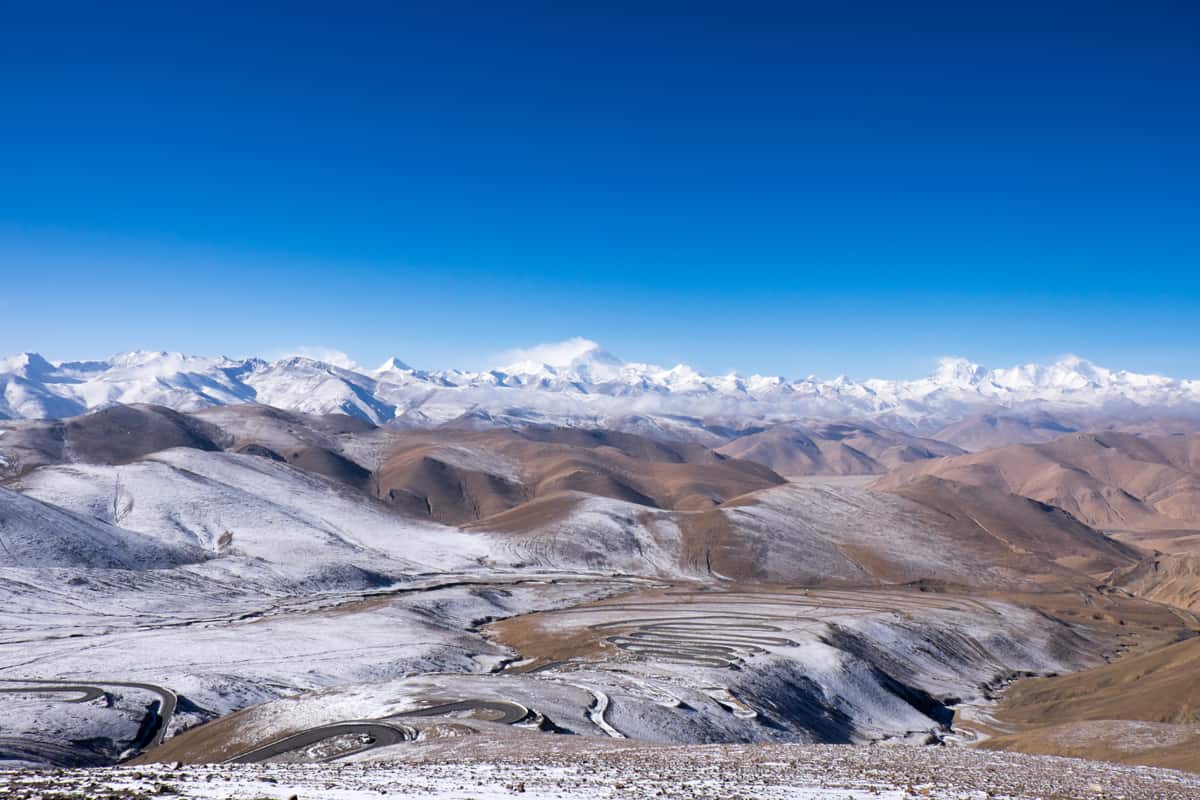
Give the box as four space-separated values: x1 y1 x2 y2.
4 3 1200 378
4 338 1197 385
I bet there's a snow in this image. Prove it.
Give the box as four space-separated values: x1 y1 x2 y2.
7 743 1200 799
0 347 1193 776
0 752 1147 800
3 346 1198 432
0 443 1125 777
0 485 205 569
13 449 496 576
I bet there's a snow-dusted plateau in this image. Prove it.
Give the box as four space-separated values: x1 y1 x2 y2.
2 346 1200 798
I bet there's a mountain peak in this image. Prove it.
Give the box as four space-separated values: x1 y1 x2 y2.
1053 354 1103 376
499 337 622 374
0 352 54 376
1 347 1196 427
933 356 986 386
376 356 413 373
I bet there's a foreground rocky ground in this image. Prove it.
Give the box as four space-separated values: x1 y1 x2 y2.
4 741 1200 800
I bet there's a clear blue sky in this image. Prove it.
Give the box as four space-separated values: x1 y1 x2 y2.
2 2 1198 379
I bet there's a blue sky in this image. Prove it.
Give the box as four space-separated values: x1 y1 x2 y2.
2 2 1198 379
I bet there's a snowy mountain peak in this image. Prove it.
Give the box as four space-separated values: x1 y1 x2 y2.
107 350 177 367
2 345 1198 430
1051 354 1106 380
499 337 621 374
1056 354 1089 369
0 352 55 376
375 356 414 373
932 357 986 387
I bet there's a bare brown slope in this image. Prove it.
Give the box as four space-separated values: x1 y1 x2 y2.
937 408 1200 451
980 635 1200 773
934 409 1080 451
888 476 1142 579
717 420 963 476
0 404 229 477
373 427 784 525
1106 554 1200 612
193 404 382 490
474 475 1141 589
1 403 383 492
193 404 376 444
875 431 1200 540
374 447 529 524
514 426 733 465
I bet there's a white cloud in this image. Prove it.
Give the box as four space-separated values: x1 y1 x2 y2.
493 337 608 369
276 346 361 370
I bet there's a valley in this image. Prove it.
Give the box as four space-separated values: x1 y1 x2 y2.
2 376 1200 795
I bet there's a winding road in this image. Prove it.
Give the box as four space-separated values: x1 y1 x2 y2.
224 721 415 764
0 684 106 704
0 679 177 750
225 698 532 764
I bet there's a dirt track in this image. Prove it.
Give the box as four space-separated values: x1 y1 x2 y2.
520 587 996 669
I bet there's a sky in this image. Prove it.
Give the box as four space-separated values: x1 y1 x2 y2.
1 2 1198 379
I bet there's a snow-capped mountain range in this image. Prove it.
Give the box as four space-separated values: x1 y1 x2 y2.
2 340 1198 433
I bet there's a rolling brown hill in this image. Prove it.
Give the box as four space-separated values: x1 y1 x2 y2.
935 409 1200 452
933 409 1079 451
1 403 1146 589
0 404 229 478
716 420 964 476
874 431 1200 544
472 473 1142 588
1106 554 1200 612
195 405 379 491
980 635 1200 772
373 426 785 525
2 405 787 529
886 475 1142 579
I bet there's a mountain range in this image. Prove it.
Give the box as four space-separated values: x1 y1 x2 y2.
4 342 1199 439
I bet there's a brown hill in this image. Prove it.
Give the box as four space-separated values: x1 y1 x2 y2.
475 475 1141 588
373 427 786 526
936 409 1200 452
934 409 1079 451
193 404 379 491
716 420 963 476
1106 554 1200 613
0 404 229 477
192 404 378 457
888 476 1142 579
373 444 529 524
0 404 1160 593
3 405 785 530
874 431 1200 542
980 635 1200 772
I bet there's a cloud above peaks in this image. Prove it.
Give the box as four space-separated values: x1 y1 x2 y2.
494 337 615 369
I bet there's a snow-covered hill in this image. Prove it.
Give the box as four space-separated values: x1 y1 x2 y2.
13 448 496 580
3 343 1198 433
0 485 206 570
